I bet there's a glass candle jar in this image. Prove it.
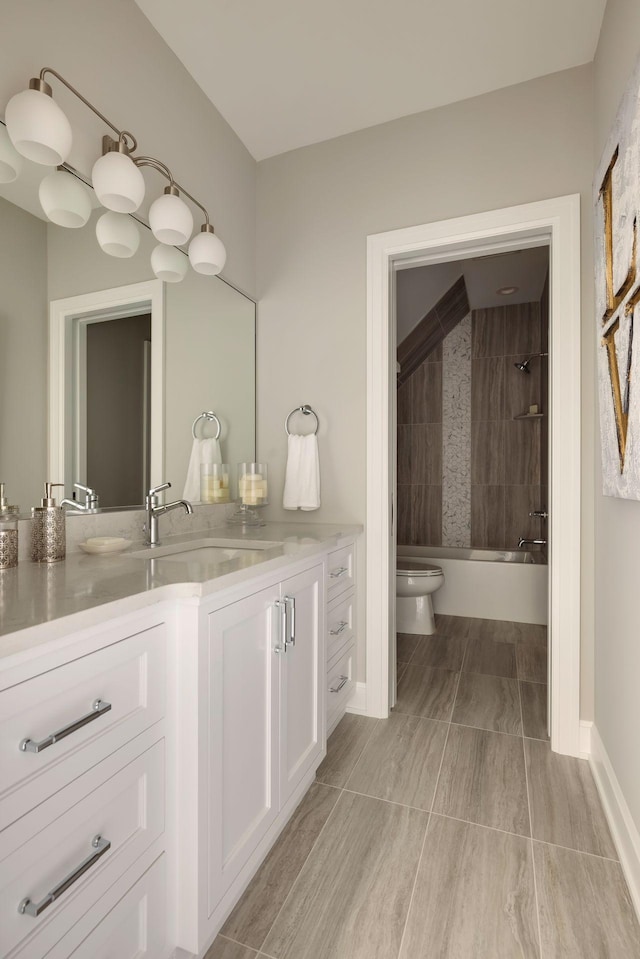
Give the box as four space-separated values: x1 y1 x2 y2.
200 463 230 503
237 463 269 507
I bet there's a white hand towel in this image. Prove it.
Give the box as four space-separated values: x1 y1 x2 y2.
283 433 320 510
183 437 222 501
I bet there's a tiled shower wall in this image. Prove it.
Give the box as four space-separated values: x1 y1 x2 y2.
398 298 548 548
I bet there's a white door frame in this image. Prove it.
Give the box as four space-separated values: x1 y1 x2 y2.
49 279 165 497
365 194 582 757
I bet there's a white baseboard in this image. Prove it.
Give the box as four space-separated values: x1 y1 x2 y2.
589 724 640 922
346 682 367 715
579 719 592 758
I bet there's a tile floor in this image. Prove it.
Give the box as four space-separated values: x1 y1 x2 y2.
206 615 640 958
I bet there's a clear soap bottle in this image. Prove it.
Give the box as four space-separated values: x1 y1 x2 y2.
31 483 66 563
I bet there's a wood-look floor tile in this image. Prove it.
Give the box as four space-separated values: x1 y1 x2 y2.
520 681 549 740
534 842 640 958
434 614 472 638
410 633 467 670
433 725 530 836
346 712 448 810
395 664 459 721
262 791 428 959
452 672 522 735
525 739 616 858
463 636 517 678
315 714 378 788
221 783 340 950
516 642 547 683
397 632 420 663
399 816 539 959
466 617 546 645
204 937 260 959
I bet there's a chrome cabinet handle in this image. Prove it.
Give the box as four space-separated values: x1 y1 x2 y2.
19 699 112 754
18 835 111 918
274 599 287 653
330 566 348 579
284 595 296 648
330 621 349 636
330 675 349 693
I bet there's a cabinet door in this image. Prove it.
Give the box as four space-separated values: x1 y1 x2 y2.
279 564 324 807
207 585 280 915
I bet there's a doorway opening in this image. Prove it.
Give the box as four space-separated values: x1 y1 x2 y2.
365 196 581 756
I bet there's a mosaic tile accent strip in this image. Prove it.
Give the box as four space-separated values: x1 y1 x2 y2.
442 314 471 546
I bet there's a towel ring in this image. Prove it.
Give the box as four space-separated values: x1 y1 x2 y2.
192 411 221 440
285 405 319 436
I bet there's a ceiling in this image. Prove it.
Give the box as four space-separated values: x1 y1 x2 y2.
396 247 549 343
135 0 606 161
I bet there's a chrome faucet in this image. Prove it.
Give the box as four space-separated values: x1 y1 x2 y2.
61 483 100 512
518 538 547 548
145 482 193 547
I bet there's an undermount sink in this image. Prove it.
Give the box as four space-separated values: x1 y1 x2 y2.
129 537 282 562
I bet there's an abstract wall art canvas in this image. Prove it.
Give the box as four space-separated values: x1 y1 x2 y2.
595 52 640 499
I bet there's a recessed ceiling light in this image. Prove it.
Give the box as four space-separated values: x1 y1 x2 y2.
497 285 519 295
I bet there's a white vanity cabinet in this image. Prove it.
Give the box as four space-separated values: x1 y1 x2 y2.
0 610 171 959
203 561 324 931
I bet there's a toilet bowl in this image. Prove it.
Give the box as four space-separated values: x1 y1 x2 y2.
396 558 444 635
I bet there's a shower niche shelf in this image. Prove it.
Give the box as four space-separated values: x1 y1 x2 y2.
513 412 545 420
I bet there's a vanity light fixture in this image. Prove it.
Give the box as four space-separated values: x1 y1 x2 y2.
38 167 91 228
151 243 189 283
149 185 194 246
0 124 22 182
189 225 227 275
96 211 140 258
91 143 145 214
5 76 72 165
4 68 226 278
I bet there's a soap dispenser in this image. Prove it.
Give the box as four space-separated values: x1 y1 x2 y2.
31 483 66 563
0 483 19 516
0 484 19 569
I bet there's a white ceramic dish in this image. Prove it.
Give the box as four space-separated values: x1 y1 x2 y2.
79 537 132 555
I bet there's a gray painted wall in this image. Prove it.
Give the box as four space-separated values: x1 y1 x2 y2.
0 197 47 509
256 65 595 687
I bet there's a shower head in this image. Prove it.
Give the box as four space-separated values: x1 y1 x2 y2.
514 352 548 374
514 359 531 373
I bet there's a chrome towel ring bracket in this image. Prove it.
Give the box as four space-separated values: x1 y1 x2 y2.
284 405 319 436
192 411 221 440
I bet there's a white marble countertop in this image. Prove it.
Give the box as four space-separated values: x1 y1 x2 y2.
0 521 361 662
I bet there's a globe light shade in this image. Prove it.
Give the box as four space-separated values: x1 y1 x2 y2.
5 87 72 165
149 191 193 245
0 125 23 182
96 211 140 258
188 229 226 276
39 169 91 228
151 243 188 283
91 151 145 213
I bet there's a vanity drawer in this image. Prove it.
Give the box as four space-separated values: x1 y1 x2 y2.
327 590 355 663
326 542 355 600
0 738 164 959
44 856 166 959
327 644 355 735
0 625 165 830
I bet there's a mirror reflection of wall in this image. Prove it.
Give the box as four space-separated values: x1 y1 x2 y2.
0 161 256 513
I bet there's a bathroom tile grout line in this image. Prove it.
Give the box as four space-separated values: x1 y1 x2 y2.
242 716 383 956
518 665 544 959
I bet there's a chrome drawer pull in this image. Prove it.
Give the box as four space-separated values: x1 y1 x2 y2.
330 621 349 636
19 699 112 754
18 835 111 918
330 566 348 578
284 595 296 647
330 675 349 693
274 599 287 653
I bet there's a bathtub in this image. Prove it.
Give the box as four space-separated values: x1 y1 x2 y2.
397 545 548 625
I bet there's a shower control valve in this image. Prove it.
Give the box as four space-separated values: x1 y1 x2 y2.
529 511 548 519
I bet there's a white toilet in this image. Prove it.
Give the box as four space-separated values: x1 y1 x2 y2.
396 557 444 635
